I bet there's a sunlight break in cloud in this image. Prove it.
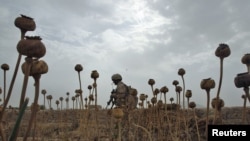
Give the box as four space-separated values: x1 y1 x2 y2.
157 49 215 73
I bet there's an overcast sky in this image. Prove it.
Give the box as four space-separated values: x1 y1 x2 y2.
0 0 250 109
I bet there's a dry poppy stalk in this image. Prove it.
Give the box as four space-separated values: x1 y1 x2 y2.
175 85 182 106
0 16 36 135
148 79 155 96
178 68 186 109
84 97 88 108
75 93 80 109
112 107 124 141
151 97 157 107
66 92 70 109
23 59 48 141
59 97 64 110
169 97 174 110
188 101 200 141
139 94 146 108
241 94 247 124
65 97 69 110
241 53 250 73
160 86 168 105
46 95 53 109
75 64 84 109
213 43 230 124
211 97 224 124
88 71 100 138
71 96 76 109
56 100 60 110
157 100 163 109
200 77 215 139
1 63 9 103
185 90 192 107
41 89 47 109
75 89 83 109
172 80 179 104
170 97 174 104
154 88 160 100
91 70 99 109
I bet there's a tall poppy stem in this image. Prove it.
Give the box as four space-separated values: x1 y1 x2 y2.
213 58 224 124
23 74 41 141
205 89 210 140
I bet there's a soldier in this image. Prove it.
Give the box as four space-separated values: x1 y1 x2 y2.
111 73 138 110
111 73 127 108
111 74 138 141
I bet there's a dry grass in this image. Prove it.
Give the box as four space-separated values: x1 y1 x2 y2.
1 106 249 141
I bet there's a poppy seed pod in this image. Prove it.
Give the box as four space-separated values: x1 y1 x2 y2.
211 97 224 110
139 94 146 101
75 89 82 94
185 90 192 98
241 54 250 73
178 68 185 76
59 97 63 101
148 79 155 86
91 70 99 79
200 78 215 90
88 85 92 90
1 63 9 71
89 94 94 101
241 54 250 65
157 100 163 108
14 14 36 32
215 43 231 59
160 86 169 93
234 72 250 88
151 97 157 104
154 88 160 95
112 107 124 119
189 101 196 109
175 85 182 93
170 97 174 102
17 36 46 58
172 80 179 86
92 82 97 88
41 89 46 95
21 60 48 76
75 64 83 72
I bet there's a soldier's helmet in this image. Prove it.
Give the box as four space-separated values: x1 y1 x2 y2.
111 73 122 81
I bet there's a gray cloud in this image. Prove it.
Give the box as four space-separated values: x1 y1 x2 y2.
0 0 249 109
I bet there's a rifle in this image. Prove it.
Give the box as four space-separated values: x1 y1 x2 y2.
106 89 116 109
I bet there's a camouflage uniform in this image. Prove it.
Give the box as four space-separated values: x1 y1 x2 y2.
111 73 137 110
113 81 127 107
